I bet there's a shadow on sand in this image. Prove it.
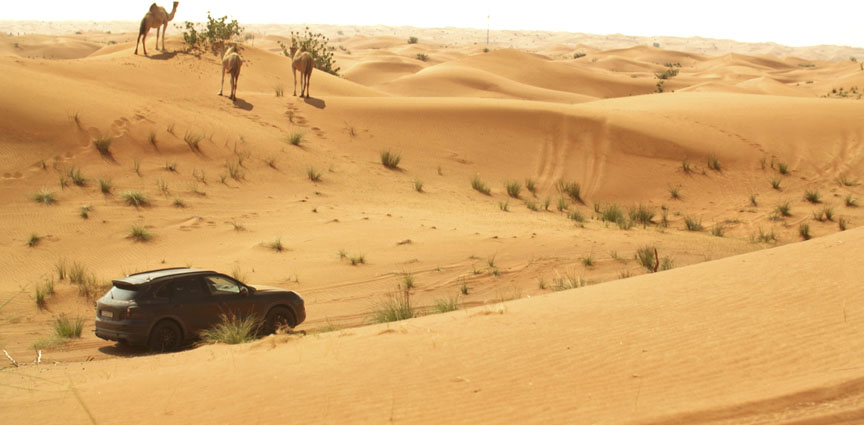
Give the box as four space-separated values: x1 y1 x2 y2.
147 50 179 61
303 97 326 109
232 98 253 111
98 343 149 358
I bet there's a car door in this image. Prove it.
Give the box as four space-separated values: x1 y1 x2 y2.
202 274 258 319
169 275 219 335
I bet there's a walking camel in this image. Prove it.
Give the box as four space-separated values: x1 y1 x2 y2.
134 2 179 56
219 44 243 101
290 46 313 98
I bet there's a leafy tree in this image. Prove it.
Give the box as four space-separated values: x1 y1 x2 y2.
278 27 340 76
181 12 244 54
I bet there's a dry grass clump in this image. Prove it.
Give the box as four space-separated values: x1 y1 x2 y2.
413 179 424 192
380 150 401 169
636 246 658 272
306 167 322 182
268 238 285 252
129 224 152 242
707 154 721 171
98 178 113 194
32 188 57 205
804 189 821 204
799 223 812 240
35 278 55 308
92 136 113 157
505 181 521 199
775 201 792 217
121 190 150 208
471 175 491 195
433 295 460 313
183 131 203 152
556 180 583 203
285 132 304 146
684 216 703 231
200 314 262 345
27 233 41 247
524 178 537 196
372 286 414 323
771 177 782 190
54 314 84 338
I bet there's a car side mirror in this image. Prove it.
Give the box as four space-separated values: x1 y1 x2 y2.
240 287 249 297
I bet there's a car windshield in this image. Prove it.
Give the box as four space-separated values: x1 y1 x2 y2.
109 284 138 301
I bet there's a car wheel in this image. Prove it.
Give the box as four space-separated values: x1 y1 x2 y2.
148 320 182 352
265 306 296 334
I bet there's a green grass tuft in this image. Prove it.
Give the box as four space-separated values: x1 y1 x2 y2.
838 217 848 231
636 246 657 272
285 132 304 146
200 314 262 345
498 201 509 212
525 179 537 196
471 175 491 195
306 167 322 182
629 204 655 227
681 159 692 173
776 201 792 217
32 188 57 205
269 238 284 252
98 178 113 194
371 287 414 323
846 195 858 207
804 189 821 204
568 210 586 222
28 233 40 247
129 224 152 242
799 223 811 240
380 150 402 169
92 136 112 156
54 315 84 339
121 190 150 208
777 162 789 175
183 131 203 152
79 205 92 219
67 167 86 186
707 154 721 171
710 224 725 237
771 177 782 190
505 181 521 199
432 295 460 313
556 180 583 203
684 216 703 231
668 184 682 199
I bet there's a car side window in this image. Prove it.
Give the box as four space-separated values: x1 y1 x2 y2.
171 276 209 301
153 282 171 299
204 275 242 295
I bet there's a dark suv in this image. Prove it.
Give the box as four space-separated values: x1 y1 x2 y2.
95 268 305 351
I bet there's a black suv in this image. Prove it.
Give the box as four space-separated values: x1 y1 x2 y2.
95 268 305 351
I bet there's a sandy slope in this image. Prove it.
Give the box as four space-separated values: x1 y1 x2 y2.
2 226 863 424
0 26 863 423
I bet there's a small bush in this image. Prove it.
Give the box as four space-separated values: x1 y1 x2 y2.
846 195 858 207
636 246 657 272
54 315 84 338
776 201 792 217
307 167 322 182
804 189 821 204
32 189 57 205
286 132 304 146
629 204 655 227
599 204 625 224
200 314 262 345
269 238 284 252
707 154 721 171
93 136 112 156
372 287 414 323
668 185 681 199
556 180 583 203
799 223 811 240
129 224 152 242
771 177 782 190
505 181 521 199
408 36 418 44
274 86 284 97
710 224 725 237
681 159 692 173
777 162 789 175
414 179 424 192
121 190 150 208
684 216 703 231
749 193 758 206
28 233 40 247
498 201 509 212
98 178 113 194
416 53 428 61
838 217 848 231
471 175 491 195
380 150 401 169
433 295 460 313
67 167 86 186
184 131 203 152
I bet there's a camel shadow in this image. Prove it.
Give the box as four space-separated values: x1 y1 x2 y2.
303 97 326 109
148 51 178 61
232 98 253 111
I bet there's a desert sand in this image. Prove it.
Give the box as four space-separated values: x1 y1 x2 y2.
0 21 863 424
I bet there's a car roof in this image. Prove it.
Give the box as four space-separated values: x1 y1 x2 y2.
117 267 211 285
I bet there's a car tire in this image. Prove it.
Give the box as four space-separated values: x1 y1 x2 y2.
148 320 182 352
264 306 296 334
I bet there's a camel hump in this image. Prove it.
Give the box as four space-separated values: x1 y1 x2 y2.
149 3 159 13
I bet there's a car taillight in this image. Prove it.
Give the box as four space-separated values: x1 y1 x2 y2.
125 306 144 320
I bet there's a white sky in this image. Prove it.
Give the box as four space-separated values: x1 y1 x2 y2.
5 1 864 47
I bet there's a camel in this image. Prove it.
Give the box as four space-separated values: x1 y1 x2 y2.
219 44 243 101
290 46 313 98
134 2 179 56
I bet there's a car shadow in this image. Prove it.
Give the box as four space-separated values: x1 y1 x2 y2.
98 343 149 357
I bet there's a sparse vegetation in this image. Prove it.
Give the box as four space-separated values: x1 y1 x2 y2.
754 227 778 243
498 201 510 212
54 315 84 339
838 176 860 186
98 178 113 194
200 314 262 345
505 181 521 199
471 175 491 195
776 201 792 217
121 190 150 208
552 271 585 291
777 162 789 175
556 180 583 203
414 179 424 192
749 193 758 206
79 205 91 219
27 233 40 247
183 131 203 152
567 210 586 223
92 136 112 156
35 278 55 309
268 238 285 252
380 150 402 169
32 188 56 205
129 224 152 242
350 254 366 266
598 204 625 224
804 189 821 203
668 184 681 199
710 224 725 237
307 167 322 182
524 178 537 196
557 197 568 212
629 204 655 227
181 12 244 54
156 179 169 195
433 295 460 313
265 157 277 169
838 217 848 231
681 159 692 173
133 159 141 176
274 86 284 97
70 111 81 128
408 36 418 44
582 256 594 268
67 167 86 186
371 286 414 323
164 161 177 172
148 131 157 147
846 195 858 207
707 154 721 171
460 281 469 295
636 246 658 272
771 177 782 190
684 216 703 231
277 27 341 76
286 132 304 146
173 198 186 208
799 223 811 240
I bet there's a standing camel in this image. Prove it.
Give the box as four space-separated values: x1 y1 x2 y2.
134 2 179 56
219 44 243 101
290 46 313 98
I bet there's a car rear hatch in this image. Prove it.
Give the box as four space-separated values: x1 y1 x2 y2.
96 281 143 321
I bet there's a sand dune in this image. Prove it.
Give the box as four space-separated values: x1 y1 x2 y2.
0 25 863 424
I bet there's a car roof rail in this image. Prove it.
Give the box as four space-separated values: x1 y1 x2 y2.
127 267 192 277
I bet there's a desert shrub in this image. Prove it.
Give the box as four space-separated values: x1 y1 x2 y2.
407 36 418 44
804 189 821 203
778 162 789 175
669 185 682 199
32 189 56 205
524 178 537 196
799 223 811 240
471 175 491 195
129 224 152 242
98 178 113 194
380 150 401 169
200 314 262 344
505 181 521 199
775 201 792 217
556 180 582 203
684 216 703 231
285 132 304 146
181 13 243 54
629 204 655 227
416 53 428 61
771 177 782 190
54 315 84 338
599 204 625 224
306 167 322 182
710 224 725 237
573 52 586 59
655 67 679 80
269 238 284 252
681 159 692 173
498 201 509 212
636 246 657 272
277 27 340 76
67 167 86 186
838 217 848 231
707 154 721 171
433 295 460 313
121 190 150 208
93 136 112 156
372 287 414 323
568 210 586 223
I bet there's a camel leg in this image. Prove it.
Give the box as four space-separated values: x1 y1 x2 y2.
305 72 311 98
155 27 161 51
161 24 167 51
232 73 239 101
219 66 225 96
141 29 150 56
134 34 142 55
293 68 298 96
